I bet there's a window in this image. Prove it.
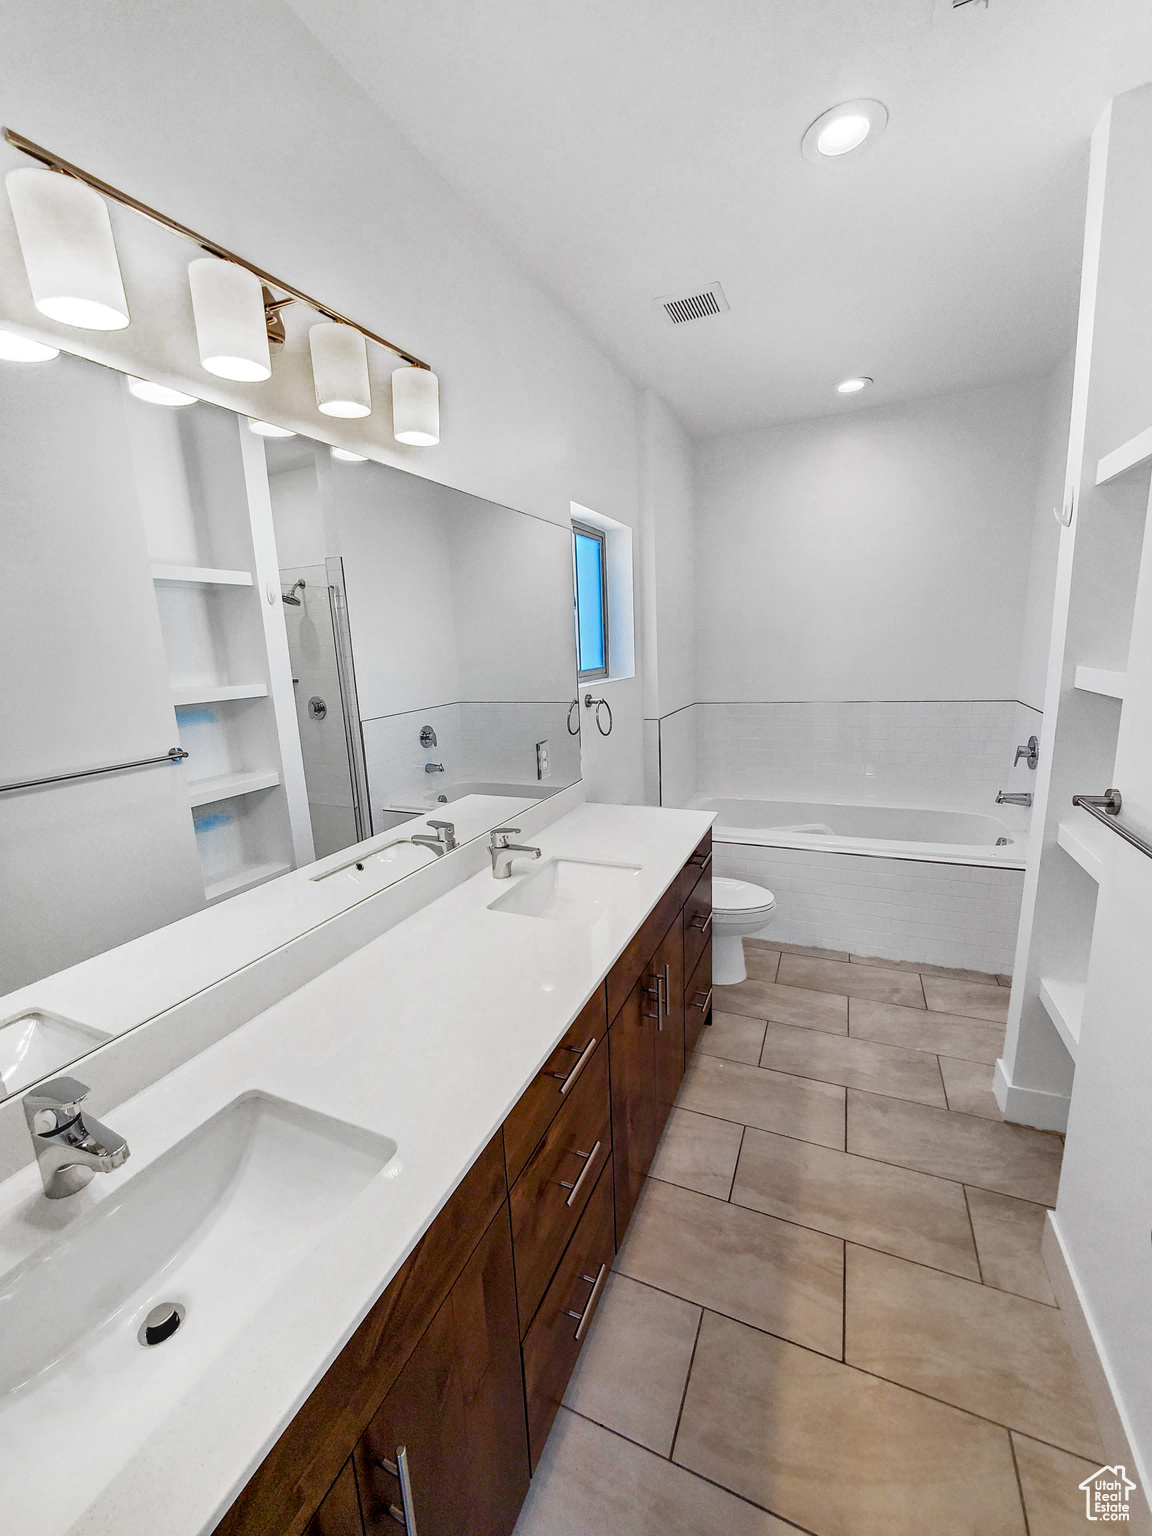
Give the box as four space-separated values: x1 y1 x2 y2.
573 522 609 680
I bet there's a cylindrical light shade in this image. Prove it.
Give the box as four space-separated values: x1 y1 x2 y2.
392 366 440 446
5 168 129 330
310 323 371 418
0 328 59 362
247 417 296 438
188 257 271 381
331 447 368 462
128 376 196 407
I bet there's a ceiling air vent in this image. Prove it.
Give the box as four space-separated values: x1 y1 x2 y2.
655 281 729 326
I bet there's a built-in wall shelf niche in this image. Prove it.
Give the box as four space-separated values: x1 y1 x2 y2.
1038 976 1085 1060
1056 815 1108 883
1073 666 1126 700
126 383 312 901
150 564 253 587
172 682 269 706
187 770 282 808
1095 425 1152 486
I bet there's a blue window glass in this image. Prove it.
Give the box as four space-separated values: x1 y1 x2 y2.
573 527 607 677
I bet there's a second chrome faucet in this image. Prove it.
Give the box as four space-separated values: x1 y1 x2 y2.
489 826 541 879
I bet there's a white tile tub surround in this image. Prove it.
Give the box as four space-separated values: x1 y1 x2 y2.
715 841 1024 974
661 699 1043 812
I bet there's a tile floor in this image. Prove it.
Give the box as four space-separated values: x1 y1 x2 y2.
515 941 1103 1536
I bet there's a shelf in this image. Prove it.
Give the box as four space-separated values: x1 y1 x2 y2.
204 860 290 904
1057 815 1108 883
1038 976 1085 1060
1095 426 1152 486
1073 665 1126 700
172 683 268 706
187 770 281 808
151 563 253 587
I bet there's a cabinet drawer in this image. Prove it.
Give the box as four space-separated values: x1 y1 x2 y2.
684 939 713 1063
521 1159 615 1471
683 865 713 981
503 987 607 1188
675 829 713 908
510 1036 611 1334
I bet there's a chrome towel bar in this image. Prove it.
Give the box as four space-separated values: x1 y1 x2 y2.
1072 789 1152 861
0 746 188 794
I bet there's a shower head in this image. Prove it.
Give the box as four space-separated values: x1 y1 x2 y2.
282 579 306 606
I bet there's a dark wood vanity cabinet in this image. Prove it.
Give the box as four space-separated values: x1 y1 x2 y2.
215 828 712 1536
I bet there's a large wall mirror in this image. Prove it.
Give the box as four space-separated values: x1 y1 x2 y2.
0 349 581 1095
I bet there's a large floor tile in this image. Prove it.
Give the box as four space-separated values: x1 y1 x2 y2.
752 938 851 962
714 976 848 1033
966 1187 1056 1304
845 1245 1103 1460
1011 1432 1106 1536
615 1178 844 1356
846 1090 1062 1203
850 996 1005 1063
923 975 1010 1024
514 1407 798 1536
648 1106 744 1198
674 1311 1027 1536
742 945 780 983
562 1274 700 1455
940 1056 1003 1119
732 1127 980 1279
678 1054 846 1148
778 953 926 1007
698 1010 767 1065
758 1018 947 1107
851 953 1000 985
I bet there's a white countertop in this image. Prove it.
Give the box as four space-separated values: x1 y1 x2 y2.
0 800 711 1536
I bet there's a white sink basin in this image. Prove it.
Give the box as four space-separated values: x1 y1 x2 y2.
488 857 642 925
0 1010 110 1098
0 1092 395 1533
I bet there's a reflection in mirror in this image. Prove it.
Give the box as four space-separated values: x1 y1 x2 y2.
0 349 580 1092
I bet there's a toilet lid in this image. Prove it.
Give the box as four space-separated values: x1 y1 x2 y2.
712 877 776 914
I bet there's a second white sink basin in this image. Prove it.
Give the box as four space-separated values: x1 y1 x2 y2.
0 1091 395 1533
488 857 642 925
0 1010 110 1099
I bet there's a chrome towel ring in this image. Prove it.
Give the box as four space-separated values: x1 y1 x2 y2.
567 698 581 735
584 693 613 736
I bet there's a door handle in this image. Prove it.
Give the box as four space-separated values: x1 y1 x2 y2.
691 909 713 934
565 1262 609 1341
378 1446 418 1534
558 1139 602 1207
691 987 713 1014
549 1036 598 1095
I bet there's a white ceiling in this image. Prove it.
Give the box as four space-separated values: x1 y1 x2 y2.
286 0 1152 437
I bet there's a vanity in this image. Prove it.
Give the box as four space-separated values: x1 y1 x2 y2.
0 800 712 1536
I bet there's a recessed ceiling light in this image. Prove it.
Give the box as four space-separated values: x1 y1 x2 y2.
836 376 873 394
802 101 888 163
331 447 368 462
0 328 59 362
128 376 196 407
247 417 296 438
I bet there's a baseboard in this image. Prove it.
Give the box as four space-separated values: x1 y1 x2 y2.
1042 1212 1152 1532
993 1057 1070 1131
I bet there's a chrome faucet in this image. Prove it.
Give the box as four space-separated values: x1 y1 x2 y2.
424 762 445 774
996 790 1033 808
490 826 542 879
1014 735 1040 770
23 1077 129 1199
411 819 457 856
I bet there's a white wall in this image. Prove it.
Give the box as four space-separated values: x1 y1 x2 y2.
1018 351 1075 710
0 0 649 803
694 375 1051 704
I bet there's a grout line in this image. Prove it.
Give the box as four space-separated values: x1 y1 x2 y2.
1009 1430 1034 1536
935 1052 951 1110
917 970 928 1009
668 1305 705 1460
841 1238 847 1362
962 1184 985 1285
727 1123 747 1202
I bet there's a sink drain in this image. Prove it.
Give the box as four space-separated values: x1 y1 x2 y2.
138 1302 186 1347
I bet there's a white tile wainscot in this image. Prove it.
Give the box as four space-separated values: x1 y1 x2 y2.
714 839 1025 974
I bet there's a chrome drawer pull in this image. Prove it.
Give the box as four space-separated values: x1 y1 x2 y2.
691 987 713 1014
378 1447 418 1534
689 851 713 871
691 909 713 934
550 1035 598 1095
558 1139 602 1207
570 1262 609 1341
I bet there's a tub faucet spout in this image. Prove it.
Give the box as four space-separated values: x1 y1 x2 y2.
996 790 1033 808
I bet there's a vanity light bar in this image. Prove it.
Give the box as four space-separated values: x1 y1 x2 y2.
2 127 432 373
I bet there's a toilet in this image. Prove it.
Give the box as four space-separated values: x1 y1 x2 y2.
711 877 777 985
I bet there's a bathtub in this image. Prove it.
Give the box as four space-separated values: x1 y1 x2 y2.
690 795 1028 973
693 796 1025 870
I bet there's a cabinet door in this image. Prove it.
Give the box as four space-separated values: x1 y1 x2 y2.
609 972 659 1236
305 1462 364 1536
651 919 685 1131
355 1205 528 1536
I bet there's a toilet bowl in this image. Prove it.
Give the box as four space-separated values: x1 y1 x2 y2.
711 877 776 985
